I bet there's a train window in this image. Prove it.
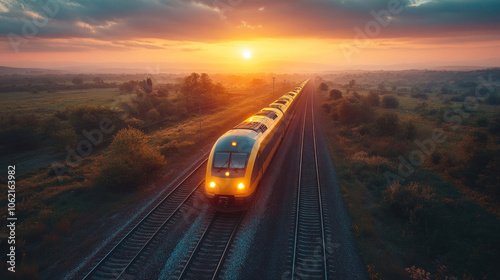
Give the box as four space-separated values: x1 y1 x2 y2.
214 152 230 168
234 121 261 131
255 110 278 120
259 124 268 133
275 100 287 105
230 153 248 169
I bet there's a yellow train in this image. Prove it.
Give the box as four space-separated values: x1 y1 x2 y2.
205 79 310 207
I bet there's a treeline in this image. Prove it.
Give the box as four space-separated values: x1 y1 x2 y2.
0 77 117 93
118 72 227 123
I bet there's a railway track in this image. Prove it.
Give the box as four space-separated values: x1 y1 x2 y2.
83 159 207 280
177 211 244 280
291 95 328 279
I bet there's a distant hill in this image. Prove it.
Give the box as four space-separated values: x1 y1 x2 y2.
0 66 61 75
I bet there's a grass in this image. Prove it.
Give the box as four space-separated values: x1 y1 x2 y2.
0 88 134 117
316 88 500 280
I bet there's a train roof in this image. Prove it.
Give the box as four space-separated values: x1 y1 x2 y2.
213 79 308 152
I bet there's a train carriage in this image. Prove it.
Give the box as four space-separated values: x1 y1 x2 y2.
205 79 310 208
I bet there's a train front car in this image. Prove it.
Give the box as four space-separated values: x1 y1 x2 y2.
205 113 277 209
205 79 309 210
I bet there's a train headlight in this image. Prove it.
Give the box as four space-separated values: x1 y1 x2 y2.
210 182 216 188
231 141 237 147
225 171 230 177
238 183 245 189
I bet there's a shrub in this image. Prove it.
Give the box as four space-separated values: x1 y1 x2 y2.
146 108 161 121
54 108 71 120
319 82 329 91
382 95 399 109
51 128 78 149
329 89 343 100
92 127 166 190
383 181 436 226
337 98 375 125
68 104 125 132
322 102 332 113
160 140 179 156
364 91 380 107
375 112 400 136
402 120 418 140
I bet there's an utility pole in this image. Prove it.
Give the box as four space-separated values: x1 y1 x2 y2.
272 77 276 95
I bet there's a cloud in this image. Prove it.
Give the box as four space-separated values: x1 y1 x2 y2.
0 0 498 47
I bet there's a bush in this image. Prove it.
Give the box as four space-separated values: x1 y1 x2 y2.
68 104 125 132
382 95 399 109
160 140 179 156
146 108 161 121
52 128 78 149
329 89 343 100
322 102 332 113
376 112 400 136
383 181 436 226
92 127 166 190
54 108 71 120
364 91 380 107
402 120 418 140
336 98 375 125
319 82 329 91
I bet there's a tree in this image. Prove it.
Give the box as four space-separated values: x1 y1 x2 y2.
382 95 399 109
199 73 213 96
142 77 153 94
93 77 104 84
329 89 343 100
157 87 169 97
336 99 374 125
365 91 380 107
146 108 160 121
180 73 201 98
378 82 387 94
376 112 400 136
119 80 138 94
92 127 166 190
319 82 329 92
346 79 356 94
250 78 265 90
72 77 83 85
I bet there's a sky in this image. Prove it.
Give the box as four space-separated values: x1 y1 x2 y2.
0 0 499 72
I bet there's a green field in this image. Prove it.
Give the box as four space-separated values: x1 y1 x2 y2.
0 89 134 117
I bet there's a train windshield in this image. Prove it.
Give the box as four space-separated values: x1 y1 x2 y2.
213 152 249 169
230 153 248 168
214 152 230 168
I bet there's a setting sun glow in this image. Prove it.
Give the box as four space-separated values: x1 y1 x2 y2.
242 50 252 59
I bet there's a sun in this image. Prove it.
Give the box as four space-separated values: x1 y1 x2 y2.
242 50 252 59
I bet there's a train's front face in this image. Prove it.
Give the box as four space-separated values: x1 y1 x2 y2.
206 133 257 205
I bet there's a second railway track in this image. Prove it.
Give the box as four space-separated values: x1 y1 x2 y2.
177 211 244 280
291 94 329 280
83 160 207 280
